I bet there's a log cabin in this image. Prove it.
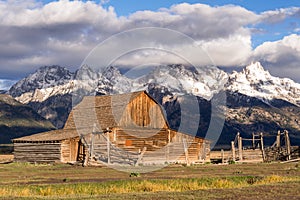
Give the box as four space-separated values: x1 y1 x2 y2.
13 91 210 165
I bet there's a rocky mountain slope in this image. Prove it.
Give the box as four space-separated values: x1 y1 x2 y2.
7 62 300 148
0 94 55 143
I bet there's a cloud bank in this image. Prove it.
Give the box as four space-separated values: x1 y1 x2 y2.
0 1 299 81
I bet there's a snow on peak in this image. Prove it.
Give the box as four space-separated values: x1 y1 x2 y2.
135 64 228 100
227 62 300 106
243 62 271 81
10 62 300 107
9 65 73 97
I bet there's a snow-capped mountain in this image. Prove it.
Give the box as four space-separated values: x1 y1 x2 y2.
9 62 300 107
93 64 228 100
9 65 74 98
227 62 300 107
6 62 300 147
135 64 228 100
12 64 228 104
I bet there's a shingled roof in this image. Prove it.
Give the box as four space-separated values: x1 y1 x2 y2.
13 91 168 142
13 129 79 142
64 91 167 130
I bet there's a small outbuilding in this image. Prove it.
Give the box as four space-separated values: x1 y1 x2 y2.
13 129 83 163
13 91 210 165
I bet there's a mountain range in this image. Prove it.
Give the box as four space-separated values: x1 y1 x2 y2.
3 62 300 148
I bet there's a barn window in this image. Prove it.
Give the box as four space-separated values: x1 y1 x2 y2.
125 140 132 146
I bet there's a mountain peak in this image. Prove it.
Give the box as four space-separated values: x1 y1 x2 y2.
102 66 122 79
243 62 271 80
228 62 300 106
9 65 73 97
245 62 264 71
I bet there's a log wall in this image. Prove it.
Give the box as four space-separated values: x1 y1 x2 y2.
61 138 80 163
14 143 61 163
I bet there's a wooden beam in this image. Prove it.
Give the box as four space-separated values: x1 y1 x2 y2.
231 141 236 162
276 130 281 148
252 133 255 150
260 132 266 161
135 147 147 166
90 132 95 159
182 138 190 166
107 133 111 164
237 132 243 161
284 130 291 160
221 149 225 164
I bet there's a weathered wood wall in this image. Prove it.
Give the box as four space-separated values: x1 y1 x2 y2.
14 142 61 163
61 138 80 163
118 92 167 129
98 128 210 164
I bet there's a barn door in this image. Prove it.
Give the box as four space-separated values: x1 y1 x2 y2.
70 139 79 161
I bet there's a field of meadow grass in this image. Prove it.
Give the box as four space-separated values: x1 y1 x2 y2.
0 161 299 199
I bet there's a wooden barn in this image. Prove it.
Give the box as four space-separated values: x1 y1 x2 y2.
13 91 210 165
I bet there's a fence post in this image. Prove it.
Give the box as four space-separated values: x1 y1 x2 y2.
238 133 243 161
252 133 255 149
284 130 291 160
90 133 95 159
231 141 236 162
276 130 281 148
260 132 266 161
107 133 111 164
221 149 225 164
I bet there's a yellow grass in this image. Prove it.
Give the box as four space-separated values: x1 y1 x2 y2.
0 175 298 198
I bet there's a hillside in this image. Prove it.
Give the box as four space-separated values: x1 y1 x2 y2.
0 94 55 143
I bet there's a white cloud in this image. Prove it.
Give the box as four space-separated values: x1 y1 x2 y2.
260 7 300 23
252 34 300 81
0 79 17 90
0 0 299 82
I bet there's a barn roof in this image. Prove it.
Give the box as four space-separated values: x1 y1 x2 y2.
64 91 169 130
13 91 170 142
12 129 79 142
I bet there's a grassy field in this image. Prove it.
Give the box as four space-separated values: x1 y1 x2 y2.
0 161 299 199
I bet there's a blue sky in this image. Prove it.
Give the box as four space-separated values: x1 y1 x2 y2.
105 0 300 14
0 0 300 85
40 0 300 14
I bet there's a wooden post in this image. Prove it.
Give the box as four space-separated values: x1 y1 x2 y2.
260 132 266 161
90 132 95 159
202 142 206 161
166 143 170 163
276 130 281 148
238 133 243 161
107 133 111 164
197 142 201 161
252 133 255 149
135 147 147 166
113 129 116 142
183 138 190 166
221 149 224 164
284 130 291 160
166 130 171 162
231 141 236 162
83 145 89 167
